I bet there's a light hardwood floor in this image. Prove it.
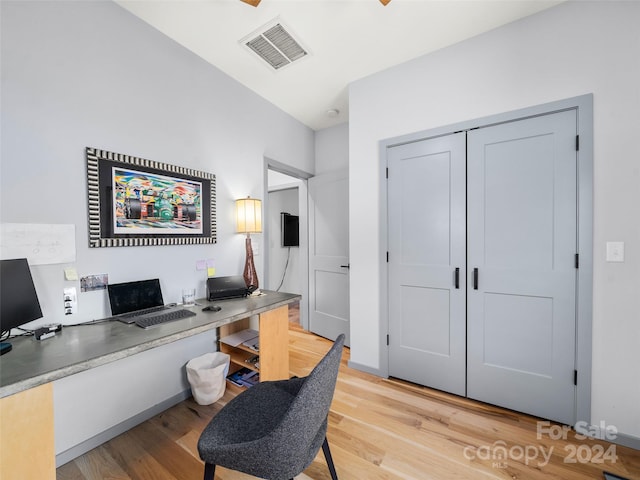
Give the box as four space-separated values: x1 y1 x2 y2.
57 317 639 480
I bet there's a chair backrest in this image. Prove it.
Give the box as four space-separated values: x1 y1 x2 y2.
269 334 345 450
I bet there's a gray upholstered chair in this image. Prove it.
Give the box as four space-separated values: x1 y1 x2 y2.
197 334 344 480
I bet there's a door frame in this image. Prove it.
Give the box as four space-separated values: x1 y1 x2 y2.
264 157 312 331
379 94 593 426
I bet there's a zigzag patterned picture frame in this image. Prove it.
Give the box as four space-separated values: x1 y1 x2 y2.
86 147 216 247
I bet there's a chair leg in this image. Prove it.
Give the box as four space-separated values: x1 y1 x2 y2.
322 437 339 480
204 463 216 480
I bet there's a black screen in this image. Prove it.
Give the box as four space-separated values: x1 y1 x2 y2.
107 279 164 315
281 213 299 247
0 258 43 332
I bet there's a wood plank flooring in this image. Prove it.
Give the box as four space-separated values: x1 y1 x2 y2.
57 320 639 480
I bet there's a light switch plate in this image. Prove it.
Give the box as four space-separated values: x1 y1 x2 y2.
606 241 624 262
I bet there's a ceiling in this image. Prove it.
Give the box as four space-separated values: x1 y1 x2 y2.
115 0 562 131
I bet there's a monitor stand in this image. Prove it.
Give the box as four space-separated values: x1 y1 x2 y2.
0 342 12 355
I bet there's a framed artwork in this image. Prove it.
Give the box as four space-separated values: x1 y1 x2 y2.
86 147 216 247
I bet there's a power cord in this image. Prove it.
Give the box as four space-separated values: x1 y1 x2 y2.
276 247 291 292
3 328 34 339
4 318 113 338
63 318 114 327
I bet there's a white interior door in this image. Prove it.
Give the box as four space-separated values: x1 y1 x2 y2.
467 110 578 425
308 171 350 345
387 133 466 396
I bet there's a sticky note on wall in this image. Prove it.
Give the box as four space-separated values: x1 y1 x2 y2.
64 268 78 281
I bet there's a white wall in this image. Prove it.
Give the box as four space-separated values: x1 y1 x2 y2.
315 123 349 174
1 0 314 457
349 1 640 441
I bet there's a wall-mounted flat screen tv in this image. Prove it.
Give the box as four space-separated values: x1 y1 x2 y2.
281 213 299 247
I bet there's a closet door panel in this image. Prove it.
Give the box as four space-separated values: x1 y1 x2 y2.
387 133 466 396
467 110 577 425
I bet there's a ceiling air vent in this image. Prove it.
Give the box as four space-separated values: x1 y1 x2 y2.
243 21 308 70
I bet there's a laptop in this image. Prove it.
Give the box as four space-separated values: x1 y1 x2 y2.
107 278 183 324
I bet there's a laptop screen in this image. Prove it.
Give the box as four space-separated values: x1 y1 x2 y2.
107 279 164 315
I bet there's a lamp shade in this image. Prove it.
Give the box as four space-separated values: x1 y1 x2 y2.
236 197 262 234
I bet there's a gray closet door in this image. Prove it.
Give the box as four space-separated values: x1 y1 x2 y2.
467 110 577 425
387 133 466 396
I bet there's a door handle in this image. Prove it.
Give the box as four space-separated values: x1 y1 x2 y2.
340 264 350 269
473 268 479 290
454 268 460 289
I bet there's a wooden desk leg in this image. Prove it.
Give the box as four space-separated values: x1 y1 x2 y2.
258 305 290 381
0 383 55 480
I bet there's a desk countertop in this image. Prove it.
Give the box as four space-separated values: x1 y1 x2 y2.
0 291 300 398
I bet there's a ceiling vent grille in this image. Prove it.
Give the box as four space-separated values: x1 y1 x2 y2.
243 22 307 70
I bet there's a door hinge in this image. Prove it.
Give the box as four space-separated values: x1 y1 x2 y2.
386 167 389 179
575 253 579 269
574 369 578 386
387 334 390 346
576 135 580 151
386 251 389 263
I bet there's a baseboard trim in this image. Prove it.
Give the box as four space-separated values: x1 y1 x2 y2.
613 431 640 451
347 359 384 377
575 421 640 451
55 389 192 467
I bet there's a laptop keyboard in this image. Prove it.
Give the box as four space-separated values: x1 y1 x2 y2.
135 309 196 329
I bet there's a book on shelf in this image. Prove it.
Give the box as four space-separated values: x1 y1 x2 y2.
226 367 260 388
220 328 258 348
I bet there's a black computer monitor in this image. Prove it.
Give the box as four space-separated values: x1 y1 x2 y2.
0 258 43 354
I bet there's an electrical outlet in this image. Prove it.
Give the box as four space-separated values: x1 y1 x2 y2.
606 241 624 262
63 287 78 315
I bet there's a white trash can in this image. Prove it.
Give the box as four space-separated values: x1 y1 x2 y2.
186 352 230 405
